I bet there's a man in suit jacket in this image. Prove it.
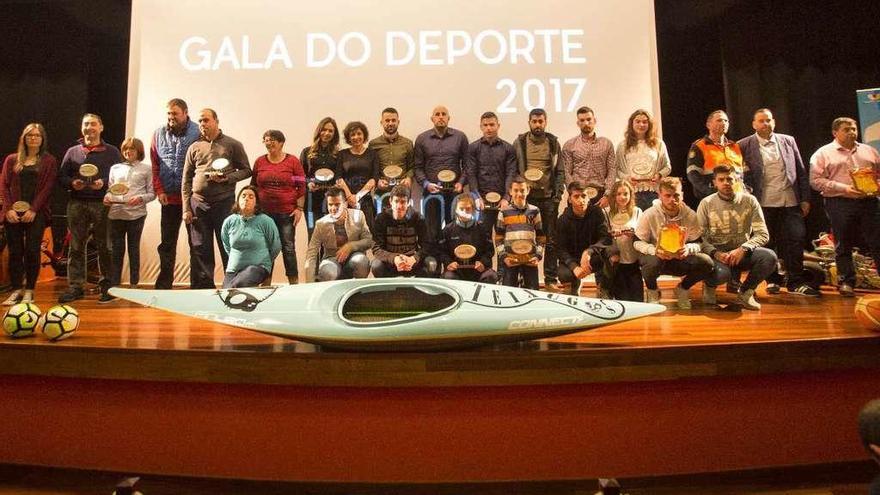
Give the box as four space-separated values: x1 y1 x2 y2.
739 108 819 296
304 187 373 282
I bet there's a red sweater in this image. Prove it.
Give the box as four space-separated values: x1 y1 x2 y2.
0 153 58 222
251 153 306 215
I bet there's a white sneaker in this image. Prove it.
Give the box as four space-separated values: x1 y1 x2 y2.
702 285 717 305
20 290 34 303
645 289 661 304
2 290 22 306
738 288 761 310
675 284 692 310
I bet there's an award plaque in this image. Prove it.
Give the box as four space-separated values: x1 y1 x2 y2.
311 168 335 190
851 167 879 196
584 185 602 200
630 157 654 182
453 244 477 269
11 201 30 216
382 164 404 187
483 192 502 210
437 169 457 192
657 222 686 255
523 168 543 186
108 183 130 204
610 212 633 238
79 163 99 184
205 158 229 178
508 239 536 265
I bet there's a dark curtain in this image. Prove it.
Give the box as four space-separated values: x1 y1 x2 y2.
656 0 880 243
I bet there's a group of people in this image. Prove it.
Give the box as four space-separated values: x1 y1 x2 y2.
1 97 878 309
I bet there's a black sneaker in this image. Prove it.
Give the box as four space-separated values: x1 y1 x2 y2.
58 287 84 303
97 291 116 304
765 283 781 294
788 284 820 297
726 280 742 294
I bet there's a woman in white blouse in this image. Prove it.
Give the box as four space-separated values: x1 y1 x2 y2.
615 109 671 211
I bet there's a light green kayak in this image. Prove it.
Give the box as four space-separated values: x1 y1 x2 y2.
110 278 665 351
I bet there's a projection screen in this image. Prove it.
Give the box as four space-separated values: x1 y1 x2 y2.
126 0 661 284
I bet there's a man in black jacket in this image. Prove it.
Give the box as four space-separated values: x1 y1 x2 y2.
556 181 612 296
437 194 497 283
370 185 437 278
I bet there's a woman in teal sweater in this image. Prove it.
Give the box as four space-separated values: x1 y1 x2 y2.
220 186 281 288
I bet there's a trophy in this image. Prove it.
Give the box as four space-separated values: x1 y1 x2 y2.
205 158 229 179
381 164 404 188
584 184 603 201
609 212 634 238
107 182 130 204
11 201 30 217
79 163 99 185
507 238 536 265
851 167 879 196
483 191 502 210
437 169 457 193
453 244 477 269
657 222 686 256
523 168 543 187
310 168 335 190
630 157 655 184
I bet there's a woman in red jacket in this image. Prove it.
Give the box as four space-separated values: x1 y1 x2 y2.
0 123 58 304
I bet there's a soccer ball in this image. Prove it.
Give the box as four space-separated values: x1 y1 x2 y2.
40 304 80 341
2 302 42 338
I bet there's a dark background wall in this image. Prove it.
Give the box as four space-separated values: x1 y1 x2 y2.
2 0 879 237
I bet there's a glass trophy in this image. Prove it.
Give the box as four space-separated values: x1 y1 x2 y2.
79 163 99 185
382 164 403 188
107 182 130 203
437 169 457 192
311 168 334 190
205 158 229 179
483 192 502 210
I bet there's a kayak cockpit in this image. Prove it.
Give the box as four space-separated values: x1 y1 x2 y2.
338 283 459 325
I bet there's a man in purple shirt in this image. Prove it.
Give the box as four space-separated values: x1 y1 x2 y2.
414 105 469 243
809 117 880 296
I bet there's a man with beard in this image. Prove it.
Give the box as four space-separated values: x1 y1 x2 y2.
556 181 612 296
370 185 437 278
634 177 713 309
181 108 252 289
304 186 372 282
686 110 745 201
466 111 516 233
561 106 616 208
414 105 469 242
738 108 818 296
150 98 201 289
697 164 777 310
511 108 564 290
57 113 122 303
369 107 414 210
437 194 497 284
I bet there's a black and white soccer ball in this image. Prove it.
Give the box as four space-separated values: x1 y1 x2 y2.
40 304 80 341
2 302 41 338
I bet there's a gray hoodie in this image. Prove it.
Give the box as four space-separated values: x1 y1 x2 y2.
633 200 703 257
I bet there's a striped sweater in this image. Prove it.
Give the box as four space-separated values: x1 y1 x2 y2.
494 202 545 259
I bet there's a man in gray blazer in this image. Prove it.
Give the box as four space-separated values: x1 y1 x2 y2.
739 108 819 296
304 187 373 282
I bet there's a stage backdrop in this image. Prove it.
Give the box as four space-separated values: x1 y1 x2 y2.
125 0 661 284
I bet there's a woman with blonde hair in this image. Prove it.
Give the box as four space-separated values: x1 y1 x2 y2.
0 123 57 305
615 109 670 211
603 179 644 301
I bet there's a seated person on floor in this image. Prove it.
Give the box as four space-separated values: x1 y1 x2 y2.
437 194 497 284
633 176 713 309
697 164 777 310
602 179 645 302
556 181 611 296
304 186 373 282
370 184 437 278
495 176 545 290
220 186 280 288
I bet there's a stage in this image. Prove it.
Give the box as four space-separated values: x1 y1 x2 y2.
0 279 878 483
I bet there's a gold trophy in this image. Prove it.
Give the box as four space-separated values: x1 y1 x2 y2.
657 222 686 256
107 182 131 204
507 238 536 265
851 167 879 196
523 168 543 187
382 164 404 188
205 158 229 179
437 169 457 193
483 192 502 210
310 168 335 190
79 163 99 185
11 201 30 217
453 244 477 269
